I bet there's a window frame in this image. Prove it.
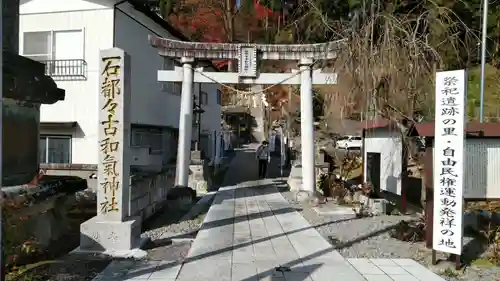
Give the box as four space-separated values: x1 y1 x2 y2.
216 89 222 105
39 135 72 164
200 91 209 105
22 29 85 62
130 126 164 155
161 58 181 95
22 31 52 61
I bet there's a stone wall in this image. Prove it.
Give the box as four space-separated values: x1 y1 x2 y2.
130 166 176 219
1 194 76 251
2 175 87 249
41 163 177 220
23 195 75 248
3 165 176 253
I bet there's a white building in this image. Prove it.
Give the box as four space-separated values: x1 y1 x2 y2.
19 0 222 168
362 126 404 196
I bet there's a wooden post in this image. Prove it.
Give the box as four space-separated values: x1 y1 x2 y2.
401 139 408 213
424 138 434 249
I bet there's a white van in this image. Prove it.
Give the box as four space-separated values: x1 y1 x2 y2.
335 135 362 149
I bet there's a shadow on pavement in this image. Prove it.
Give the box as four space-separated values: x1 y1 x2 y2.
125 180 395 281
129 144 394 280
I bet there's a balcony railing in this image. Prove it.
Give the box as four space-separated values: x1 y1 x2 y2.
43 59 87 80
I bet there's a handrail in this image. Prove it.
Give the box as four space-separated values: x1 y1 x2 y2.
41 59 88 79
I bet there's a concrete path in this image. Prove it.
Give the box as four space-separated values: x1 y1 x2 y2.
93 145 446 281
219 144 265 187
173 182 446 281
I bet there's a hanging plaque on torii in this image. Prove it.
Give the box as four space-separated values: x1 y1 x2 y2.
238 45 258 78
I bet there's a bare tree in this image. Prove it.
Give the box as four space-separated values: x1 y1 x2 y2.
288 0 476 208
304 1 476 125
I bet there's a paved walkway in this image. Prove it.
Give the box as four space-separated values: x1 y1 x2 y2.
93 145 446 281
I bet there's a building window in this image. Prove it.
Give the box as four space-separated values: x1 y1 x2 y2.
23 30 84 61
23 30 86 78
161 58 181 95
216 89 222 105
23 31 52 61
162 129 178 164
39 136 71 164
173 82 182 95
131 127 163 155
200 91 208 105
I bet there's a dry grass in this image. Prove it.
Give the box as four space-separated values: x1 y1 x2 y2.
466 201 500 213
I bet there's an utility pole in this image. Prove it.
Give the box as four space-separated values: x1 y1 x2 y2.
0 0 4 276
479 0 489 123
0 0 4 279
478 0 483 61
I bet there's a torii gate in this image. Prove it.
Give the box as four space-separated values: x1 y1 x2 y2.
149 37 343 197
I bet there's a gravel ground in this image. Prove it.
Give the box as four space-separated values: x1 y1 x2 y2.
143 202 206 240
142 150 238 243
134 149 239 263
280 190 500 281
141 198 212 261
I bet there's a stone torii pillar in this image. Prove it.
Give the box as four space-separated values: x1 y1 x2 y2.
299 58 316 197
176 57 195 186
150 37 343 198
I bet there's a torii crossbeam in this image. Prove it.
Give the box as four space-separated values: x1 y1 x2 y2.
158 67 338 85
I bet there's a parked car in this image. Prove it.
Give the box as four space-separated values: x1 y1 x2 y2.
336 135 363 149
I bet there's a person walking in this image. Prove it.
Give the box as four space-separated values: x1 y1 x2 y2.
256 141 270 178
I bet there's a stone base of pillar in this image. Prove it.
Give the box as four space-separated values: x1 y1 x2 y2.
287 165 303 192
188 164 209 195
294 190 328 208
191 150 203 163
294 190 315 202
188 150 210 195
74 216 147 259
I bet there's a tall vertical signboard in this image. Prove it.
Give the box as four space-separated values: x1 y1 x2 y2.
97 48 131 222
433 70 466 255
